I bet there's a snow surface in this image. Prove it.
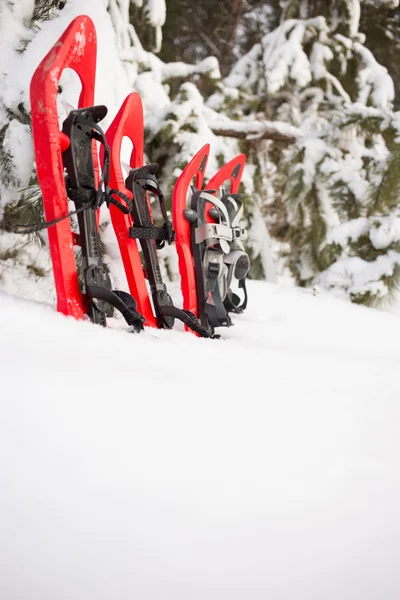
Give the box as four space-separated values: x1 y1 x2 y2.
1 281 400 599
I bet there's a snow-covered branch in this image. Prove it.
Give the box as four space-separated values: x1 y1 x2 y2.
208 115 301 144
161 56 220 82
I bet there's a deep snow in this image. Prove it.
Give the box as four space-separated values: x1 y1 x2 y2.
1 281 400 599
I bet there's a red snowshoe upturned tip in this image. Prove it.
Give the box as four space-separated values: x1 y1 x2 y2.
172 144 210 322
30 15 97 320
102 92 158 328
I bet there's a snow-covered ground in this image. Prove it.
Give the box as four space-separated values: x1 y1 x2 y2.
1 281 400 599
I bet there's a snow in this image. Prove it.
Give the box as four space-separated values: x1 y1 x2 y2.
2 120 34 189
248 202 277 282
326 217 369 246
348 0 361 38
144 0 166 28
0 233 55 303
302 137 327 186
161 56 220 82
355 43 395 109
204 107 301 141
370 214 400 249
1 281 400 599
309 41 333 81
317 251 400 301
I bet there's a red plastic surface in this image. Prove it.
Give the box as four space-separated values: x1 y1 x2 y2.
103 93 157 327
207 154 246 195
30 15 97 319
172 144 210 327
204 154 246 224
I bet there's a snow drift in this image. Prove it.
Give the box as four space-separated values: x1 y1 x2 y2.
1 281 400 599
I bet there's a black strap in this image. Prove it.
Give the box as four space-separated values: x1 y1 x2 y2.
223 278 248 314
86 285 145 333
2 114 133 235
129 223 175 242
158 304 215 338
205 282 232 328
1 202 92 235
105 189 133 214
129 165 174 246
240 278 248 310
205 262 220 293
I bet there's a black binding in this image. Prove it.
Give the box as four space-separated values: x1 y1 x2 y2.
125 165 213 338
188 189 233 337
220 192 249 315
62 106 144 332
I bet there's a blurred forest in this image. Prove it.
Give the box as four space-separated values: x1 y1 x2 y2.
156 0 400 107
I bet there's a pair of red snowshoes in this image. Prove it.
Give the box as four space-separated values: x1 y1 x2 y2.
28 15 250 338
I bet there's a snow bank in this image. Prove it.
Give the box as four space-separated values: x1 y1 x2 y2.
1 282 400 599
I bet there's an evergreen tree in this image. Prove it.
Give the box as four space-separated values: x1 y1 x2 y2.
360 0 400 109
0 0 277 302
160 0 279 76
213 0 400 304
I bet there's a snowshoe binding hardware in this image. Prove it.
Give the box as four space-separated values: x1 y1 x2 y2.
29 16 144 331
124 163 212 338
186 189 248 334
30 15 98 320
205 154 249 316
61 105 145 332
217 193 250 314
103 94 211 338
173 149 249 337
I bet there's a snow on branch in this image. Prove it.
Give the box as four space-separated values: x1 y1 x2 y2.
207 112 301 144
354 42 395 109
161 56 220 82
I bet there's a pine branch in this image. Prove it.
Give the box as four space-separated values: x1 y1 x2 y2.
210 119 300 144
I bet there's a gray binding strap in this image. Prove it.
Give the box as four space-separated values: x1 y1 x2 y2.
195 192 246 249
198 191 230 225
225 194 238 213
223 194 244 229
224 250 250 288
231 202 244 228
195 223 233 245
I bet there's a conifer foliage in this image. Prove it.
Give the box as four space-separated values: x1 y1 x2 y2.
212 0 400 304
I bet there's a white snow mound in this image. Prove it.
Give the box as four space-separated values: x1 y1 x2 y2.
1 281 400 599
